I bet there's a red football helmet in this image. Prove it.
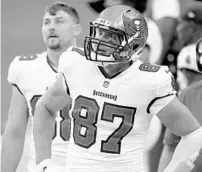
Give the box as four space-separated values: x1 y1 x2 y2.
84 5 148 64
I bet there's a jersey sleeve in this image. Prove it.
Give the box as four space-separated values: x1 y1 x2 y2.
7 56 19 84
7 56 24 94
148 66 177 115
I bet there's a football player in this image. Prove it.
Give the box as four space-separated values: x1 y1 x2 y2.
1 2 81 172
175 1 202 93
34 5 202 172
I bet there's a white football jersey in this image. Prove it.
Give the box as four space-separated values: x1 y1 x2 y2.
7 52 70 171
58 47 176 172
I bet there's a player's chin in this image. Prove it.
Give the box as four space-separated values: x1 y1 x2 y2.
47 38 59 45
48 42 61 50
95 48 114 57
99 50 113 57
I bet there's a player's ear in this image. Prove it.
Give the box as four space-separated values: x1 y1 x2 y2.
73 24 81 36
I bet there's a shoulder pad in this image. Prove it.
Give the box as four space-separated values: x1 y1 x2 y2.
7 54 39 85
7 56 21 85
139 62 161 72
19 54 38 61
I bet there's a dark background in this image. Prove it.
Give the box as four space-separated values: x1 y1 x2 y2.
1 0 98 133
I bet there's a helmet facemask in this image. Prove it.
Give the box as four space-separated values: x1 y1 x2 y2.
84 21 144 65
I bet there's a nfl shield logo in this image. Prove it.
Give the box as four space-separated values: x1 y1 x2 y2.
103 81 110 88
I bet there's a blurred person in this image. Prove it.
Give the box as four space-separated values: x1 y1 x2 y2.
145 0 180 65
158 38 202 172
177 1 202 49
34 5 202 172
1 2 81 172
176 1 202 91
177 44 202 91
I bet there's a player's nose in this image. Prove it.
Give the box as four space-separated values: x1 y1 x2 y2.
48 28 56 34
99 32 108 39
48 21 57 31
